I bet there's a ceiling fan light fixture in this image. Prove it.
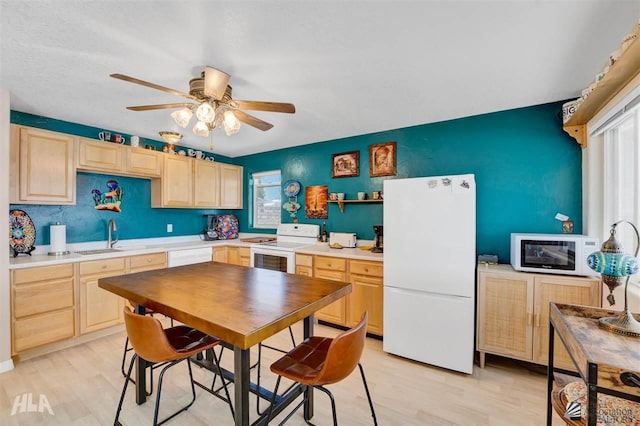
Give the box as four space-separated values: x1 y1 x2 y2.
171 108 193 128
223 110 241 136
193 120 210 137
196 102 215 123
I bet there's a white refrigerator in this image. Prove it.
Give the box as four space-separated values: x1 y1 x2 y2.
383 174 476 374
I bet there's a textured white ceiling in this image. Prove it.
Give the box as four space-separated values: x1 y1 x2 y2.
1 1 638 158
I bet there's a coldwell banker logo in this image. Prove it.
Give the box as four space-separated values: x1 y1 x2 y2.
10 393 54 416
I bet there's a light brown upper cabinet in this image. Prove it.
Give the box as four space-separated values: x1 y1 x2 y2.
10 125 76 205
151 156 243 209
77 138 124 173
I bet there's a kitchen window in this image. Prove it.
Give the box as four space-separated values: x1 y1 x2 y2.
252 170 281 229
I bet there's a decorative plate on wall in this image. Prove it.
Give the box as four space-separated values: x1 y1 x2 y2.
283 180 301 197
9 209 36 257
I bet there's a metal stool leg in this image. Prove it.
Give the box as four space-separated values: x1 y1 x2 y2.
358 363 378 426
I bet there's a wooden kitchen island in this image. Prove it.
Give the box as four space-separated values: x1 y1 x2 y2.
99 261 352 426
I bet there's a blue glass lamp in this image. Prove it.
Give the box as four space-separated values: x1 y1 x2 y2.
587 220 640 337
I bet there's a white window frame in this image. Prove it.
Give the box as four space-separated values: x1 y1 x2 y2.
252 170 281 229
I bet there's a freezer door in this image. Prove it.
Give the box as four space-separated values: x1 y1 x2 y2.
383 286 474 374
384 174 476 297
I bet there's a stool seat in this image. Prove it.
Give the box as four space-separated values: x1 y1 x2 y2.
270 336 332 384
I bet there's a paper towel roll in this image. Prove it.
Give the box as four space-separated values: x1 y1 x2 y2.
49 223 68 255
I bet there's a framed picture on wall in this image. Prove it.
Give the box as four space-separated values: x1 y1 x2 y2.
305 185 328 219
332 151 359 178
369 141 396 177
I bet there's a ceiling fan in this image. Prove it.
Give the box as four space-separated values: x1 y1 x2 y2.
110 66 295 136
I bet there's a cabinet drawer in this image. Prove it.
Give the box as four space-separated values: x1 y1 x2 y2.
14 278 74 318
13 308 75 353
296 254 313 267
80 257 126 276
349 260 383 277
129 252 167 272
314 269 347 282
315 256 346 272
13 263 73 285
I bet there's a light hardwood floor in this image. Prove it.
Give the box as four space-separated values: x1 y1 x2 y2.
0 321 566 425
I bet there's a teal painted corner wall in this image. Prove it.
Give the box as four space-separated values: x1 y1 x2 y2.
10 111 237 245
235 101 582 263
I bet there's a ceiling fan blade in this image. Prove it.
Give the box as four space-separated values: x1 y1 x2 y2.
110 73 198 101
233 110 274 131
233 100 296 114
126 103 193 111
204 66 230 100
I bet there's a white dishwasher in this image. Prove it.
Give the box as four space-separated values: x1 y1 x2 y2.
167 247 212 267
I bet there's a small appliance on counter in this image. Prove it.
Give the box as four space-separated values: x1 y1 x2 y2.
372 224 383 253
203 214 239 240
329 232 356 248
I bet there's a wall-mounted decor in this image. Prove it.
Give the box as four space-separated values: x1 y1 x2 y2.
305 185 328 219
92 179 124 213
9 209 36 257
283 180 302 223
369 141 397 177
332 151 359 178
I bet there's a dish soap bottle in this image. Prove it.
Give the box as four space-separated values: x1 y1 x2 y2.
321 222 328 242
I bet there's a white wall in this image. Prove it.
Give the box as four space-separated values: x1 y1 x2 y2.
0 90 14 372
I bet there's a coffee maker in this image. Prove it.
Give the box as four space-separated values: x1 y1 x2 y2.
372 224 383 253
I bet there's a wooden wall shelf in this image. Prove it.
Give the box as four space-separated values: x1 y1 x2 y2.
329 199 383 213
563 34 640 148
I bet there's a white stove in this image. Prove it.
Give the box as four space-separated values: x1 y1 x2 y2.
250 224 319 272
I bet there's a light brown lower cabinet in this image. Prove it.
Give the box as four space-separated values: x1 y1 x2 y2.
11 264 75 354
476 264 601 370
212 246 228 263
296 254 383 336
227 246 250 266
79 258 126 334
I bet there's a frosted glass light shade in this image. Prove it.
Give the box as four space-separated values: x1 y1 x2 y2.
193 121 210 136
223 110 241 136
171 108 193 128
196 102 215 123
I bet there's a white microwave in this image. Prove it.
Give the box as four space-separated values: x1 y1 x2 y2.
510 233 600 277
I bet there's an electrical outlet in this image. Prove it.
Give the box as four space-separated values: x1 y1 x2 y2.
167 224 173 233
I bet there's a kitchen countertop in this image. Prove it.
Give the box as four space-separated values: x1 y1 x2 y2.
9 234 383 269
296 243 383 262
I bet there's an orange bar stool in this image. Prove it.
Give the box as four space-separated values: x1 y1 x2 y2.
115 306 233 426
266 312 377 425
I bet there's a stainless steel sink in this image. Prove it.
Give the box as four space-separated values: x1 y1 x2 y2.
75 248 122 255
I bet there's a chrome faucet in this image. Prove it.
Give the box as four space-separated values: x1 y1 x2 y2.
108 219 118 248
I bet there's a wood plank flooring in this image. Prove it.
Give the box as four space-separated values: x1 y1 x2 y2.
0 321 567 425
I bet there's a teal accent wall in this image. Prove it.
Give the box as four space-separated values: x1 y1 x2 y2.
235 101 582 263
10 111 237 245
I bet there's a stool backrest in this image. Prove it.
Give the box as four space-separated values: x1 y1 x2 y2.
316 311 368 385
123 306 179 363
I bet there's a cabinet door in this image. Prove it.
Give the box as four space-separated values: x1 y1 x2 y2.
80 275 125 334
532 276 601 368
219 164 243 208
194 160 219 207
13 126 76 204
13 309 75 353
477 271 534 361
77 138 123 172
213 246 227 263
314 259 348 325
152 155 193 207
348 273 383 335
126 148 162 177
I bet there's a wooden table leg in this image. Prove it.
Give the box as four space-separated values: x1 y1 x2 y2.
234 346 250 426
303 315 314 421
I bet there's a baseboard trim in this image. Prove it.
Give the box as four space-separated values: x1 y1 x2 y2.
0 358 15 373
